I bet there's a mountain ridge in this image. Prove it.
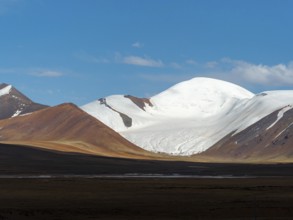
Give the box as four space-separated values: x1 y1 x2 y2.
0 102 160 159
0 83 48 119
81 77 293 158
1 78 293 162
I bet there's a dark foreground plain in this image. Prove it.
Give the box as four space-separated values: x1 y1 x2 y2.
1 178 293 219
1 144 293 219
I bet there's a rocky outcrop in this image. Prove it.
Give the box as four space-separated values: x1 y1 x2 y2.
124 95 153 111
98 98 132 127
0 83 48 120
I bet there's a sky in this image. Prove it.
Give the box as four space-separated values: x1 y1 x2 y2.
0 0 293 106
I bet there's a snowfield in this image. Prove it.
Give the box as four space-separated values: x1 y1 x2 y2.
81 77 293 155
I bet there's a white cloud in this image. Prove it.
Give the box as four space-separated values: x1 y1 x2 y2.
186 59 197 65
123 56 164 67
227 60 293 86
132 42 143 48
138 58 293 88
170 62 182 69
0 68 18 74
31 70 64 77
0 67 66 78
204 61 218 68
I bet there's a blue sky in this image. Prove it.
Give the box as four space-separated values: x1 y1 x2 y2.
1 0 293 106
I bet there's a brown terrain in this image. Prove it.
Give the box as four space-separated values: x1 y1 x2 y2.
202 107 293 162
1 142 293 219
0 103 160 159
0 141 293 219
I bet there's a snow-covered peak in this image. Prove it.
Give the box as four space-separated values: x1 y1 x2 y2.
0 85 12 97
150 77 254 117
153 77 253 99
81 77 293 156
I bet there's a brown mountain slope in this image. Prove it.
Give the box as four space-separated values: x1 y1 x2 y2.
0 103 159 159
0 83 48 119
201 107 293 162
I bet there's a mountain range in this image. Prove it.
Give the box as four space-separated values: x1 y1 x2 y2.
0 78 292 162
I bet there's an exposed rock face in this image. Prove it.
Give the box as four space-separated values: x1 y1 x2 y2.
98 98 132 127
0 83 48 120
202 107 293 161
124 95 153 111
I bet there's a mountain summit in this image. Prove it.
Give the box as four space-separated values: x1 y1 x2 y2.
81 77 293 158
0 83 48 119
150 77 254 117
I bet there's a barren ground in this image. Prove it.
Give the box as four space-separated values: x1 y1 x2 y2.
0 178 293 219
1 143 293 219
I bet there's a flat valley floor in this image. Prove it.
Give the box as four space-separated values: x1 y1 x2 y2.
0 177 293 220
1 143 293 219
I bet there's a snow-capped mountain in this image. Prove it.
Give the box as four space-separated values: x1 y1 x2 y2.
81 77 293 156
0 83 48 119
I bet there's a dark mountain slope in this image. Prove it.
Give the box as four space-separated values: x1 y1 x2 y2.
202 107 293 162
0 83 48 119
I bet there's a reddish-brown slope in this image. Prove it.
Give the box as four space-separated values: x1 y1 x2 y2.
0 103 157 159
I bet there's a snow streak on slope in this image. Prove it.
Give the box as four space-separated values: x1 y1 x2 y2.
0 85 12 97
81 77 293 155
82 96 153 132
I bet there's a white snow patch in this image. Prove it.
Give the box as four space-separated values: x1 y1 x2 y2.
0 85 12 97
274 122 293 140
19 112 32 117
11 110 22 118
267 105 293 130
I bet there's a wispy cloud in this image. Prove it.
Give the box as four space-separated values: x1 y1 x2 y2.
132 42 144 48
123 55 164 67
185 59 197 65
0 68 18 74
74 51 109 64
170 62 182 69
138 59 293 89
0 67 66 78
221 59 293 86
204 61 218 68
30 69 64 77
